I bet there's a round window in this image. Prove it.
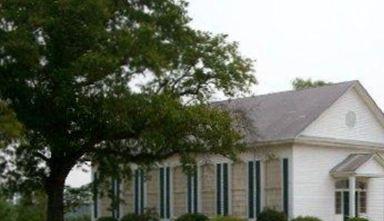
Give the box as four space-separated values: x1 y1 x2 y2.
345 111 357 128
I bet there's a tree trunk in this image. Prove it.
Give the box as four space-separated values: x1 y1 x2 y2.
45 175 66 221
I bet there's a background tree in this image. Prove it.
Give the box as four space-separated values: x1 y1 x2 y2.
0 191 46 221
0 196 14 221
0 1 256 221
64 185 91 214
292 78 331 90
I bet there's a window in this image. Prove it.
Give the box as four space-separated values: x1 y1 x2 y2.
187 167 199 213
335 192 342 214
357 180 367 215
248 161 261 219
358 191 367 214
92 172 98 219
216 163 230 216
111 178 120 219
334 179 367 215
159 167 171 220
134 169 146 214
282 158 289 216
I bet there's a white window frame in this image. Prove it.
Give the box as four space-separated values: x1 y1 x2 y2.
158 166 173 221
134 169 147 215
185 165 201 214
334 179 367 216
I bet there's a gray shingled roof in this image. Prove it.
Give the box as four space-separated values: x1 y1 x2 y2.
214 81 357 143
330 154 372 174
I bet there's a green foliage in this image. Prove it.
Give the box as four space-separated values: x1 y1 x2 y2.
175 213 209 221
0 197 14 221
121 211 159 221
292 78 331 90
96 217 118 221
14 192 46 221
210 216 246 221
0 192 46 221
65 215 91 221
0 0 255 220
64 185 91 213
291 216 323 221
256 208 287 221
348 218 369 221
0 101 23 145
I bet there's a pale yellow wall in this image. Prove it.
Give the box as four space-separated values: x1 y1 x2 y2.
200 163 216 217
146 169 159 211
264 158 282 210
173 166 187 217
231 161 247 217
95 146 292 219
122 179 134 215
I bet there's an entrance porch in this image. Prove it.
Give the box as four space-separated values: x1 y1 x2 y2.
331 153 384 221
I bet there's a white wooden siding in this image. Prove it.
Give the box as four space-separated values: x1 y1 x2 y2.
300 88 384 144
367 178 384 221
292 144 384 221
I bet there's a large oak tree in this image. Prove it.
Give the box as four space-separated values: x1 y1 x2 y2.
0 1 256 221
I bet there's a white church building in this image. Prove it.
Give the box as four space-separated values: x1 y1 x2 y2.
94 81 384 221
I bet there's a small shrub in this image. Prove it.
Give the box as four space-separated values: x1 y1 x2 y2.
257 208 287 221
175 213 209 221
210 216 246 221
291 216 322 221
121 211 159 221
121 214 142 221
96 217 118 221
348 218 369 221
65 215 91 221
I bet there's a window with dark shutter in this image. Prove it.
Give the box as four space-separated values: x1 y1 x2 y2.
187 167 199 213
193 168 198 213
160 168 164 218
216 163 229 216
111 178 120 219
282 158 289 216
248 160 261 219
116 178 120 218
160 166 171 219
134 169 146 214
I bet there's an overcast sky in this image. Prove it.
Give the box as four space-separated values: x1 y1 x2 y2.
66 0 384 187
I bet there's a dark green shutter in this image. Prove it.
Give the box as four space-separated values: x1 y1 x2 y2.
166 167 171 219
223 163 228 216
248 162 254 218
216 164 222 215
216 164 221 215
160 168 164 218
93 172 98 219
255 161 261 216
283 158 289 216
111 178 115 218
116 178 120 218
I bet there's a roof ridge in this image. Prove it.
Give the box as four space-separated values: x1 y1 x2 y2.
211 80 359 142
212 80 358 104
